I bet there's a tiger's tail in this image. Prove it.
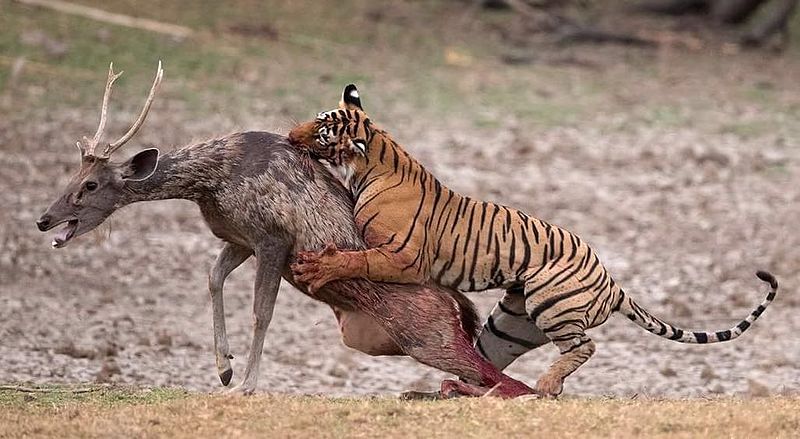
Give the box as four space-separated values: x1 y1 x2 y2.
617 271 778 343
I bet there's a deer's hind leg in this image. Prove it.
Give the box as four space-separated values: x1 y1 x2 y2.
358 283 536 399
208 242 252 386
523 266 597 397
432 286 551 399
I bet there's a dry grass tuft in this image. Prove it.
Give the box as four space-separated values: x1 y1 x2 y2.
0 387 798 438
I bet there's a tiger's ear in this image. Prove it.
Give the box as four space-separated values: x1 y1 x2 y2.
339 84 363 111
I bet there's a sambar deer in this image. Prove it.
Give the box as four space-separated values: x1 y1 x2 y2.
36 62 534 397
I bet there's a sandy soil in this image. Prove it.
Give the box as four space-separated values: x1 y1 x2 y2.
1 15 799 397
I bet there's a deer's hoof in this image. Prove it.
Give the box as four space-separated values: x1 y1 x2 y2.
219 368 233 386
226 384 256 396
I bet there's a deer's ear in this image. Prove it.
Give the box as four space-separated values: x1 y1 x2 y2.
339 84 362 110
122 148 160 181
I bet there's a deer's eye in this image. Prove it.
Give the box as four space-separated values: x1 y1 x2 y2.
85 181 98 192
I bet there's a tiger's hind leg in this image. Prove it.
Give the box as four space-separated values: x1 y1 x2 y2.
523 265 599 397
475 286 551 371
533 334 595 397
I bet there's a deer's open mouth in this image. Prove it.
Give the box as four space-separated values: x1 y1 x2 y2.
52 219 79 249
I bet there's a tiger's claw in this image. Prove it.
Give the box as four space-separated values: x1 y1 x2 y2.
291 243 345 294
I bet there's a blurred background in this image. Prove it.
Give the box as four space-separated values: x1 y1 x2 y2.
1 0 798 397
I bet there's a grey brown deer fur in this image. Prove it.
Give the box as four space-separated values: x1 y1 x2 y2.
37 65 533 395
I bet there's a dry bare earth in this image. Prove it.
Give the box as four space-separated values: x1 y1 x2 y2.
1 0 799 399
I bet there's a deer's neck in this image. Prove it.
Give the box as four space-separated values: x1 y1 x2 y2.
123 142 230 203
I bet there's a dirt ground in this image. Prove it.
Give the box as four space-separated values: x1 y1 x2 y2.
1 1 798 398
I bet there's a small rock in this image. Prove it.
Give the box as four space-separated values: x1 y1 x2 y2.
747 379 770 398
700 366 718 382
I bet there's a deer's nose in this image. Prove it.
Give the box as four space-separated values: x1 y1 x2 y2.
36 215 51 231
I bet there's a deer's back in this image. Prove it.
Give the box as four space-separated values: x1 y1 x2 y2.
197 131 365 253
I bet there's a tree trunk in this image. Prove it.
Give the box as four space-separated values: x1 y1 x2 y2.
741 0 799 46
637 0 710 15
711 0 767 24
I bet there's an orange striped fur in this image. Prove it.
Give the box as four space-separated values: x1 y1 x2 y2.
289 84 778 397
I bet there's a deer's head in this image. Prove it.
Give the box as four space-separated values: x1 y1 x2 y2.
37 62 163 248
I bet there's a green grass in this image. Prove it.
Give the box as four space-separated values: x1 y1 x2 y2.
0 0 595 128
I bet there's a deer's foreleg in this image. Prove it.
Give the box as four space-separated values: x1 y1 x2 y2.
229 237 288 395
208 242 252 386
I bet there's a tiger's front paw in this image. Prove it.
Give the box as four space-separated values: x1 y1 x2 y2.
291 243 345 294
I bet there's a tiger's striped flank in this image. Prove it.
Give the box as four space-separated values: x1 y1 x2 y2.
288 84 779 398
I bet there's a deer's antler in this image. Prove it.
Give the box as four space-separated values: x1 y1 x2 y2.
79 61 163 159
79 63 123 157
104 61 163 157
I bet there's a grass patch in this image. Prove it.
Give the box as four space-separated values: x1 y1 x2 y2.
0 385 188 408
719 119 778 139
0 388 797 438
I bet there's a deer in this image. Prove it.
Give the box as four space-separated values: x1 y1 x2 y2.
36 62 537 397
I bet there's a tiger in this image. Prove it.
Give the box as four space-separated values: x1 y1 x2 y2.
288 84 779 398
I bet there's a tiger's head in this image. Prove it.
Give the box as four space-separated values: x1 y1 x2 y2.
288 84 374 167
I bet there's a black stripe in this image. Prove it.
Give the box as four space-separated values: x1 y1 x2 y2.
529 218 540 244
434 190 455 232
476 337 489 359
497 301 526 317
378 138 387 163
463 202 477 246
508 232 517 270
579 256 601 283
567 233 578 261
507 284 525 295
560 338 590 354
359 211 381 237
525 265 573 298
654 320 667 336
486 204 499 254
516 224 531 278
529 284 592 322
468 230 481 291
354 178 408 217
450 202 474 284
556 229 565 261
491 234 501 282
450 197 466 235
486 316 541 349
694 332 708 343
